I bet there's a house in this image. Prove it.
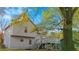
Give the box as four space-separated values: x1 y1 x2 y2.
3 12 40 49
3 12 62 50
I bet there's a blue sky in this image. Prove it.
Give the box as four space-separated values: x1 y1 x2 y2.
27 7 49 24
0 7 61 32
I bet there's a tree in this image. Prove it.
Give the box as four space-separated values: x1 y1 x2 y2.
0 15 5 47
59 7 78 51
40 8 61 31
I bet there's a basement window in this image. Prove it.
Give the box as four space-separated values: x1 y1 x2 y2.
20 38 24 42
29 40 32 45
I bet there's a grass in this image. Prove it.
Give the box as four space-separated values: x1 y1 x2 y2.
0 48 26 51
0 48 59 51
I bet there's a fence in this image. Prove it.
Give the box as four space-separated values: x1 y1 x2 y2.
34 38 61 50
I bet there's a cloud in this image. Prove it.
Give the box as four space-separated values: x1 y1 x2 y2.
3 15 12 20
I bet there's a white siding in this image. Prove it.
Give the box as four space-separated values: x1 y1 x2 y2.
12 22 37 37
9 37 35 49
12 22 26 34
3 20 38 49
3 28 11 48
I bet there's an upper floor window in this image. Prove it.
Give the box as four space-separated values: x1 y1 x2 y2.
24 27 27 33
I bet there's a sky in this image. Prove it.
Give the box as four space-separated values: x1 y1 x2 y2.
0 7 61 32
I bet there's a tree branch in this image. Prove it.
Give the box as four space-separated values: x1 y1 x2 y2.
59 7 66 18
72 7 79 16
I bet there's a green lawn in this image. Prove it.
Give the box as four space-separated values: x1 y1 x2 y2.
0 48 26 51
0 48 58 51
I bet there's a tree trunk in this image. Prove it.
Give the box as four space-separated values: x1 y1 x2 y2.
61 8 75 51
63 17 74 50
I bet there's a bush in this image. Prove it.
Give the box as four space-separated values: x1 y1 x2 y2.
1 44 6 48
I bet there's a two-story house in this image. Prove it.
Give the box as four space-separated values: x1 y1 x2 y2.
3 13 39 49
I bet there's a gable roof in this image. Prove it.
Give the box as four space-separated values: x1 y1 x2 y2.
4 12 37 31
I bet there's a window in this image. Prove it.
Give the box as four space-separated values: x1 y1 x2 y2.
24 27 27 33
29 40 32 44
20 38 24 42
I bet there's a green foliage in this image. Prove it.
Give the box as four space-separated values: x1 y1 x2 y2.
73 8 79 29
42 8 54 20
72 8 79 49
39 8 59 31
